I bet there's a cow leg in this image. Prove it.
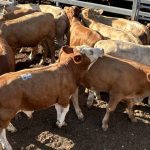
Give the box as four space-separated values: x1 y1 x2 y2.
102 93 121 131
56 33 64 47
55 103 62 123
126 100 137 122
55 104 69 128
48 39 55 63
86 90 101 108
40 40 48 65
44 33 55 64
72 88 84 120
87 90 95 108
148 96 150 105
0 108 18 133
19 47 25 53
28 46 38 61
0 128 12 150
56 21 66 47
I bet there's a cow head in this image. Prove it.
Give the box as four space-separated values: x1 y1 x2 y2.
81 8 103 21
64 6 81 22
77 45 104 63
146 23 150 31
59 45 82 64
59 45 104 66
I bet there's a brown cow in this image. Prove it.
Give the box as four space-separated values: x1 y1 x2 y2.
73 55 150 131
0 36 15 75
71 40 150 121
5 4 69 47
0 45 104 150
64 6 103 47
0 12 56 63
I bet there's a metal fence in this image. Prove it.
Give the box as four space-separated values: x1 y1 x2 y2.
51 0 150 21
0 0 149 21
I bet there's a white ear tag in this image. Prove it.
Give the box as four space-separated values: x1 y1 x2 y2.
21 73 32 81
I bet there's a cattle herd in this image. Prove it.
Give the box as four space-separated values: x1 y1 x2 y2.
0 3 150 150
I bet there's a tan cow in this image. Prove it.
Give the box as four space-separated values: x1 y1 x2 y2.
79 55 150 131
86 8 150 45
0 12 56 63
64 6 103 47
0 45 104 150
5 4 69 47
0 36 15 75
81 8 142 45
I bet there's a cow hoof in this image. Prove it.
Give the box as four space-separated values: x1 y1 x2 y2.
0 142 13 150
62 121 67 126
78 117 85 121
87 104 92 109
102 124 108 131
87 100 94 108
56 121 67 128
77 113 84 121
56 122 62 128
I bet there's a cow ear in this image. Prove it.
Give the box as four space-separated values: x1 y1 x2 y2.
73 54 82 64
97 9 103 14
81 7 86 11
61 45 73 54
147 73 150 81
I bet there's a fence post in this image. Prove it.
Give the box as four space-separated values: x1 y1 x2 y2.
7 0 17 6
131 0 141 21
56 2 60 7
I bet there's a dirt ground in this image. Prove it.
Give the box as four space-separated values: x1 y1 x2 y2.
5 49 150 150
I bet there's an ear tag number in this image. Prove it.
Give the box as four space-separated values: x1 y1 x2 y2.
21 73 32 80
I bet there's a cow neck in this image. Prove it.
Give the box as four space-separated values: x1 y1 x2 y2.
82 16 92 27
61 58 88 85
69 17 81 26
95 14 105 22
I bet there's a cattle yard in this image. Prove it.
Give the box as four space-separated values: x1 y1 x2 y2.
0 1 150 150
